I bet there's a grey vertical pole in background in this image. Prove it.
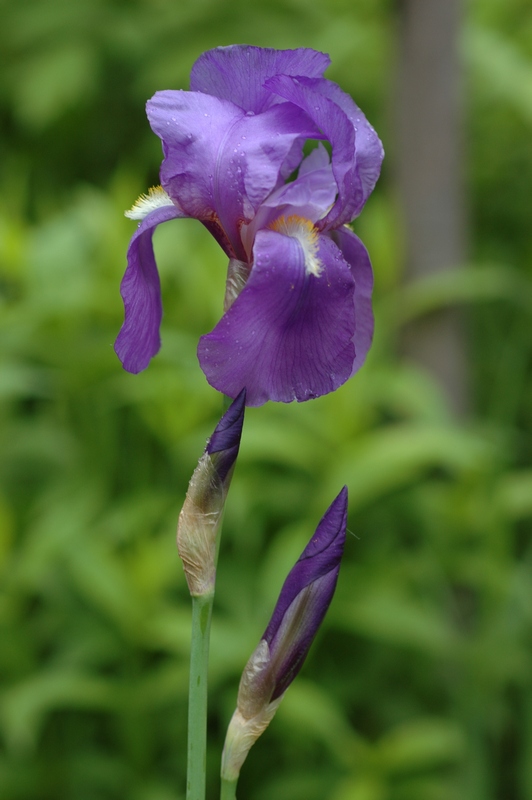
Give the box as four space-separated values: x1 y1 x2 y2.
396 0 468 416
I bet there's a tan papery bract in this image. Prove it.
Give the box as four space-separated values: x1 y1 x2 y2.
221 696 284 782
176 452 225 596
223 258 250 312
237 639 274 719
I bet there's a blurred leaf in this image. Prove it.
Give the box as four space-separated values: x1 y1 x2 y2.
376 718 465 773
466 25 532 124
1 670 118 752
12 44 97 128
331 775 386 800
0 496 14 571
495 470 532 520
336 582 458 655
328 424 496 510
381 265 532 332
276 679 366 766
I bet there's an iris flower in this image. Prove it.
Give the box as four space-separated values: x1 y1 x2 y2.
115 45 383 406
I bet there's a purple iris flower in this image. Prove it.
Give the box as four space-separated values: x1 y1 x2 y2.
115 45 383 406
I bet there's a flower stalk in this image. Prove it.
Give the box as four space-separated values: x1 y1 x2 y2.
187 592 214 800
220 777 238 800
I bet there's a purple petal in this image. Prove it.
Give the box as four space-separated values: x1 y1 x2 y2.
264 75 354 226
260 144 337 223
207 389 246 454
236 104 322 214
332 227 374 376
148 91 320 259
265 75 383 227
147 90 244 256
265 486 348 698
207 389 246 484
279 138 306 182
240 145 337 249
190 45 331 114
197 230 356 406
115 204 184 373
309 79 384 216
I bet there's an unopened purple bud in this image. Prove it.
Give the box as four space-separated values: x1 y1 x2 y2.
221 487 348 780
177 390 245 596
206 389 246 484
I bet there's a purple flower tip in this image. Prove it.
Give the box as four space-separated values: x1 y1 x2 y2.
207 389 246 455
206 389 246 485
263 487 348 699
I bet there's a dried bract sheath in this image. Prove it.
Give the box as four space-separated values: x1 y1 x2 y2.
177 390 245 596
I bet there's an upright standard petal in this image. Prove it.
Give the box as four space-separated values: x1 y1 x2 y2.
115 204 184 373
147 90 244 255
197 227 356 406
308 78 384 214
190 45 331 114
148 90 320 259
234 103 322 215
265 74 355 227
265 75 383 228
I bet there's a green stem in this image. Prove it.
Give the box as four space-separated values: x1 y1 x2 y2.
186 592 214 800
220 777 238 800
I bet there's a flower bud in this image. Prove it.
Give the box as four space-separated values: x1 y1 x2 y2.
177 390 245 596
221 487 348 781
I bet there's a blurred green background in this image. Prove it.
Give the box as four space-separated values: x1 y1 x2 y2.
1 0 532 798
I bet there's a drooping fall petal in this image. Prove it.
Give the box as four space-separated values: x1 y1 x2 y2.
332 225 375 377
115 203 184 373
197 228 356 406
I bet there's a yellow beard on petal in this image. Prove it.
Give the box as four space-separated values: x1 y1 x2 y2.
125 186 175 220
268 215 322 277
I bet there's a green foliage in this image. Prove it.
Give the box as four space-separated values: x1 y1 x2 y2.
1 1 532 799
